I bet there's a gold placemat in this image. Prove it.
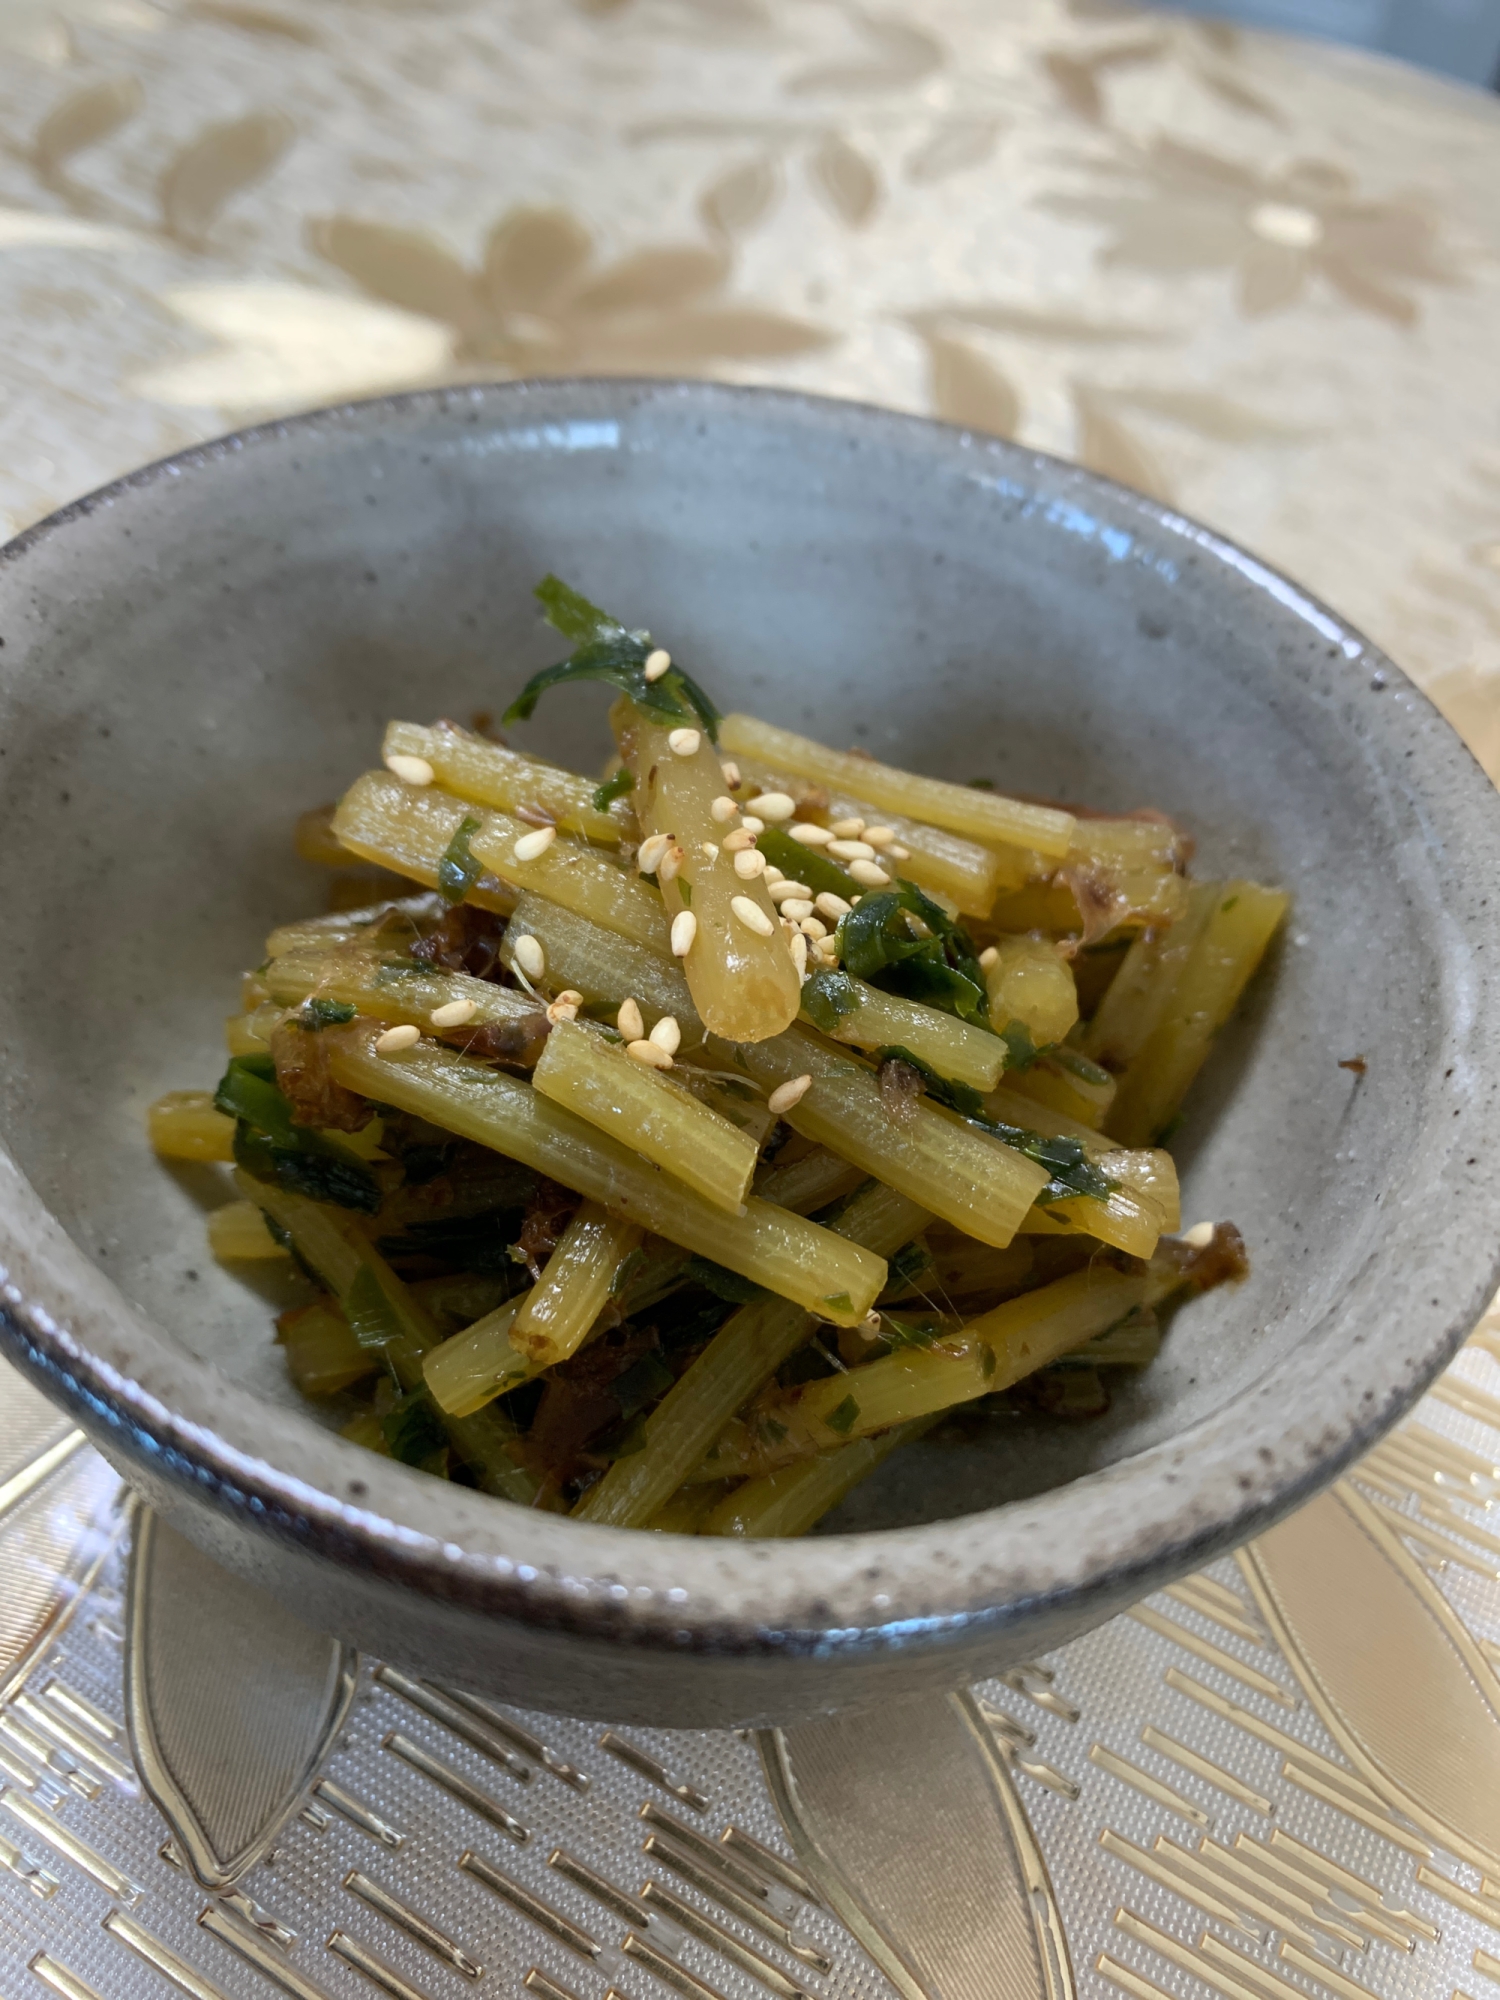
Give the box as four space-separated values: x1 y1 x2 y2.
0 4 1498 1995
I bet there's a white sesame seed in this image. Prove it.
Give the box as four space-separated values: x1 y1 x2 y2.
768 878 811 902
978 946 999 970
768 1074 813 1114
739 816 764 837
747 792 795 822
887 844 910 862
721 761 742 790
829 816 866 839
779 898 815 921
668 727 701 758
658 843 684 883
789 931 808 977
701 841 720 862
799 916 828 939
864 825 897 848
511 934 546 981
644 648 672 682
385 752 435 787
827 838 876 862
375 1022 421 1054
671 909 698 956
617 997 645 1040
637 831 672 874
848 859 891 887
764 864 784 884
722 827 756 853
733 847 768 880
789 822 833 846
627 1038 673 1070
710 795 739 823
1181 1220 1216 1248
431 997 477 1027
649 1015 681 1056
513 824 557 862
546 998 580 1024
814 891 852 921
731 895 775 937
556 989 584 1008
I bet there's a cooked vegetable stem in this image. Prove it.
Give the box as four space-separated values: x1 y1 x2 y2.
575 1180 930 1529
727 1025 1049 1247
719 713 1075 855
157 573 1279 1533
532 1019 759 1215
698 1262 1157 1480
328 1033 886 1324
385 719 634 843
616 698 800 1042
511 1201 641 1367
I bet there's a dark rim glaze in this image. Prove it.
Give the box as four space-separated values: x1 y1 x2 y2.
3 377 1499 1671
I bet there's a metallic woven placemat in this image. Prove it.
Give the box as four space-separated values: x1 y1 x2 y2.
1 3 1499 1990
2 1326 1499 2000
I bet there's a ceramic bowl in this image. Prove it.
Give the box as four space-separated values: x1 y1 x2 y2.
2 380 1497 1729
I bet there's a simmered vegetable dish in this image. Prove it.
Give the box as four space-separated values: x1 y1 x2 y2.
148 577 1285 1536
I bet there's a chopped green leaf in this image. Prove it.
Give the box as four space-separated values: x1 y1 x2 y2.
242 1136 382 1213
381 1392 448 1471
609 1349 675 1421
533 573 620 646
437 813 484 906
836 882 989 1026
873 1045 1116 1204
220 1055 382 1212
968 777 996 791
799 967 861 1034
826 1394 860 1435
759 1415 789 1445
874 1045 984 1120
502 575 721 738
755 825 858 902
378 1208 529 1273
886 1240 933 1287
302 997 357 1030
981 1345 997 1380
685 1256 767 1304
592 767 635 812
999 1019 1042 1071
1221 895 1239 912
821 1290 853 1314
215 1055 292 1141
1051 1046 1112 1088
678 880 692 907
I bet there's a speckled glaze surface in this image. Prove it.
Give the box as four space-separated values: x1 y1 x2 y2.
0 379 1497 1730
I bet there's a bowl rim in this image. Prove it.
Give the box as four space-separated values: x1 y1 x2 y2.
3 372 1500 1669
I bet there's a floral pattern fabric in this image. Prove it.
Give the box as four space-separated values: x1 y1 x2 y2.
0 0 1497 757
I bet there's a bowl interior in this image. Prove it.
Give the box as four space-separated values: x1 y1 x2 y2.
0 383 1482 1536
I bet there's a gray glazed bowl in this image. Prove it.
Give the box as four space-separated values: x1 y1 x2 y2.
2 379 1498 1730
